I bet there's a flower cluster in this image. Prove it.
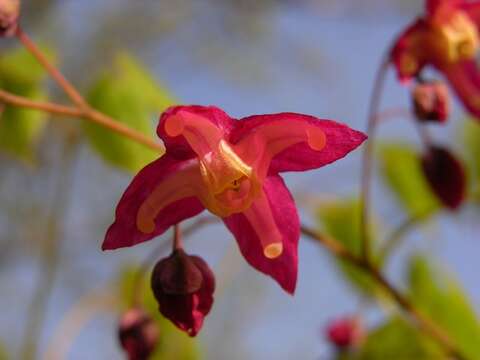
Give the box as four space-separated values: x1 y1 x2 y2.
104 105 366 335
391 0 480 120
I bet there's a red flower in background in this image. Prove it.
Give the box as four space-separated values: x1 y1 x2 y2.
103 105 366 294
391 0 480 118
421 145 466 209
326 316 364 350
118 308 159 360
0 0 20 37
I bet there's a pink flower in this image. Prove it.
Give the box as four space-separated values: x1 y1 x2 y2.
412 81 450 122
0 0 20 37
118 308 159 360
391 0 480 118
103 105 366 294
326 316 364 350
150 249 215 337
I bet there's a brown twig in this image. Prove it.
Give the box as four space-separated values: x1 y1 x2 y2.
16 26 87 109
300 225 465 360
13 27 165 153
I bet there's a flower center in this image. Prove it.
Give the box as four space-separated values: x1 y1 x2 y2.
198 141 260 217
433 11 479 63
164 112 260 217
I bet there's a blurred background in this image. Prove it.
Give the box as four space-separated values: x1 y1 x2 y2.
0 0 479 359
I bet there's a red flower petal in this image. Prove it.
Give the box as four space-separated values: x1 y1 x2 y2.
229 112 367 174
441 60 480 119
391 19 432 82
427 0 462 16
223 175 299 294
102 155 204 250
156 105 234 159
463 2 480 24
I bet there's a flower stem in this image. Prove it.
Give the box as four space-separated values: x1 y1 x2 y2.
360 56 390 262
378 209 435 261
130 217 218 306
15 26 87 109
13 28 164 153
300 225 466 360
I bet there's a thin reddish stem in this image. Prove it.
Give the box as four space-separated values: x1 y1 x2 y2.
14 27 165 153
15 26 87 109
359 56 390 261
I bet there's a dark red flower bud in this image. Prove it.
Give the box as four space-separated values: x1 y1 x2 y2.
0 0 20 37
412 81 450 123
326 317 364 350
421 146 466 209
151 249 215 337
118 308 159 360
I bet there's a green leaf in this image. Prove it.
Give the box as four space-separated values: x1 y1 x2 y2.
407 255 480 359
85 53 174 173
315 198 380 297
0 47 52 161
119 266 201 360
462 119 480 200
357 317 442 359
378 143 440 218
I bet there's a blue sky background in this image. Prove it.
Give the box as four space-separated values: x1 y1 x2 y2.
0 1 479 359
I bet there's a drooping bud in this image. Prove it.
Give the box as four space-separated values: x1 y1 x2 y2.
421 146 466 209
326 317 364 350
118 308 159 360
151 249 215 337
412 81 450 123
0 0 20 37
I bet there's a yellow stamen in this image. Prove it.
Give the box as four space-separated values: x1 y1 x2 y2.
434 11 479 63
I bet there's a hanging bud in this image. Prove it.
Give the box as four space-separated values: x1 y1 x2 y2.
326 316 364 350
0 0 20 37
421 146 466 209
151 249 215 337
118 308 159 360
412 81 450 123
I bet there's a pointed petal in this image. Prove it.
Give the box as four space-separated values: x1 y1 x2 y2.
103 155 204 250
157 105 234 159
441 60 480 118
223 175 299 294
463 2 480 24
391 19 433 81
229 113 366 174
427 0 462 17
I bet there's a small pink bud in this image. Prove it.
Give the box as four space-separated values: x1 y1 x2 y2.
151 249 215 337
412 81 450 123
421 146 466 210
0 0 19 37
326 317 364 350
118 308 159 360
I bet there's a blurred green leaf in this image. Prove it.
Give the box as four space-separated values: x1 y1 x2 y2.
0 342 7 360
357 317 442 359
119 266 201 360
85 53 174 173
407 255 480 359
316 198 380 297
378 143 440 218
0 47 53 161
462 119 480 200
